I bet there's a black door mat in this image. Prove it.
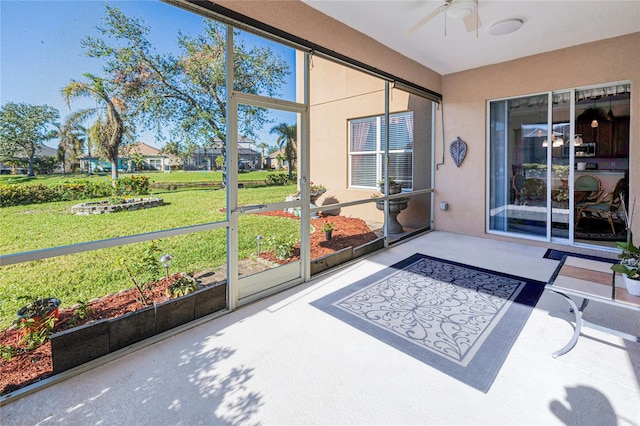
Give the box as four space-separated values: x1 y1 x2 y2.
543 249 617 263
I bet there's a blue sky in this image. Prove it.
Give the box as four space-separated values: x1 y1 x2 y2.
0 0 297 150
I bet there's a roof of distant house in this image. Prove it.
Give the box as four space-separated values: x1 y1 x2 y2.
266 149 285 159
125 142 164 156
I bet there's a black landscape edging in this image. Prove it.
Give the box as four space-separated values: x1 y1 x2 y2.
50 282 227 374
51 318 110 374
311 247 353 275
310 237 385 275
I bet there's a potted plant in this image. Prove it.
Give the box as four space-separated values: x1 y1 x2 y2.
322 222 335 241
378 177 402 195
310 182 327 205
16 297 61 335
611 237 640 296
611 199 639 296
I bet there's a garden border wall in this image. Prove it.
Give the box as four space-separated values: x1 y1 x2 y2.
50 282 226 373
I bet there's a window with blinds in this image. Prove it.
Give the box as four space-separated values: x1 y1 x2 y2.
348 111 413 190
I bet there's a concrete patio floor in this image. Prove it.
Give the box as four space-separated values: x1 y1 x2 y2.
2 231 639 425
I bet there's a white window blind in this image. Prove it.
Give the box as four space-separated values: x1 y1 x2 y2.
349 112 413 190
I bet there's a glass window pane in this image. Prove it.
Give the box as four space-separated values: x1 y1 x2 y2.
489 94 548 237
350 154 377 187
551 93 571 239
350 118 378 152
389 152 413 189
0 1 229 255
0 229 227 330
389 113 414 150
234 30 297 103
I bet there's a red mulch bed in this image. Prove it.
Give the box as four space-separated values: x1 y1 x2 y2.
0 213 379 396
257 210 379 264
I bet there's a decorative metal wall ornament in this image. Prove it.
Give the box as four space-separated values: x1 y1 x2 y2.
449 137 468 167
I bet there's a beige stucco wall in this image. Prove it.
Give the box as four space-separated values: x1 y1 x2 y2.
436 32 639 241
307 56 433 226
214 0 441 94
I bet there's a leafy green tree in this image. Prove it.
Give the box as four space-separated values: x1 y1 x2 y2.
160 141 181 156
270 123 297 179
81 5 289 182
215 155 225 170
161 140 196 170
0 102 59 176
62 73 130 182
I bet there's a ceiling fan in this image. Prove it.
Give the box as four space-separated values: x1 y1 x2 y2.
405 0 481 35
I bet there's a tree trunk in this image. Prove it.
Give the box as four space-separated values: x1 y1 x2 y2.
111 159 118 183
27 156 35 176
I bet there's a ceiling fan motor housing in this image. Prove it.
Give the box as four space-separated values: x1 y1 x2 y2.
446 0 477 19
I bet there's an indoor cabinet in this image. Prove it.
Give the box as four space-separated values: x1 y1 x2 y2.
576 116 629 158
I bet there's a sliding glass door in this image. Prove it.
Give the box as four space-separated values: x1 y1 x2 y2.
488 83 631 247
488 94 549 238
550 92 571 240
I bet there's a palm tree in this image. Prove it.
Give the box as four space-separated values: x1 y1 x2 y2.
47 118 84 175
62 73 127 182
257 142 269 170
70 124 90 174
128 151 146 171
269 123 297 179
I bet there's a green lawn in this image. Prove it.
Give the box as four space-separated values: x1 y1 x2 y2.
0 184 298 328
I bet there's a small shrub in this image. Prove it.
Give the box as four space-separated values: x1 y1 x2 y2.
266 235 298 260
0 183 57 206
0 176 150 207
321 222 335 232
116 175 150 195
1 345 18 361
166 274 199 298
74 299 93 321
18 315 56 350
118 241 162 307
266 172 296 186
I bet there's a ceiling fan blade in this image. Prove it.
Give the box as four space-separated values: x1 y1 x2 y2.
463 12 481 32
404 4 447 35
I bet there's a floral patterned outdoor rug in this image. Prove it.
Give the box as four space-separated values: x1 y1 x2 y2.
311 253 545 393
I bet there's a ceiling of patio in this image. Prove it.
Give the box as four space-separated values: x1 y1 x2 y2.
302 1 640 75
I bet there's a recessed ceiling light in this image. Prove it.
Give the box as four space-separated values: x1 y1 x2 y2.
487 18 523 36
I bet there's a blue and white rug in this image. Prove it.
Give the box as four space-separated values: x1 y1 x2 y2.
311 253 545 393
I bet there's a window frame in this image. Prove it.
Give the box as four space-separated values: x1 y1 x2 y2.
348 111 414 191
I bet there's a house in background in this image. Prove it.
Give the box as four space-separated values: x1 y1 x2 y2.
0 145 63 175
182 136 262 171
78 142 179 173
183 145 261 171
265 149 288 170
